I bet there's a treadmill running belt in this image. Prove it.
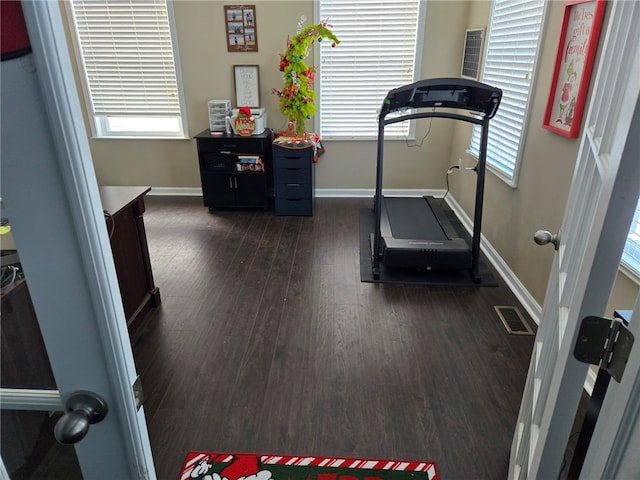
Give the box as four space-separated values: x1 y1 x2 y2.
384 197 447 240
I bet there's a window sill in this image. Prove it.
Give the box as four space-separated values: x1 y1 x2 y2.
619 262 640 286
90 135 191 140
319 135 414 142
487 163 518 188
465 148 518 188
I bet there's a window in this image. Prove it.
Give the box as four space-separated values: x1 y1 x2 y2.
469 0 546 185
316 0 425 139
67 0 188 138
622 198 640 278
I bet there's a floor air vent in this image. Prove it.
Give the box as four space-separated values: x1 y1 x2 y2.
494 306 534 335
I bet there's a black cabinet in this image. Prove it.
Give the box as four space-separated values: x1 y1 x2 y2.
195 129 273 210
200 170 267 208
273 145 315 216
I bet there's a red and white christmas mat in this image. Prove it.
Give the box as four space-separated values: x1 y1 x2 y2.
180 451 439 480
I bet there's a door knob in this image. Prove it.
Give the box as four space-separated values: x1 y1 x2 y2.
54 390 108 444
534 230 560 250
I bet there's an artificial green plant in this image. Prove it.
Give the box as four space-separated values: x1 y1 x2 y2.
272 18 340 137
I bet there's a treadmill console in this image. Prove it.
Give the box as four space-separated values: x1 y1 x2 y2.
380 77 502 119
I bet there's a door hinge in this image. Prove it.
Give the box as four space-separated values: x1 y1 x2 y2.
133 375 144 410
574 315 634 382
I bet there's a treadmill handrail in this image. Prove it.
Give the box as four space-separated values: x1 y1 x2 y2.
379 77 502 120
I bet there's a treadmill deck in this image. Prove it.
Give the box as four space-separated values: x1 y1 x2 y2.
379 196 472 270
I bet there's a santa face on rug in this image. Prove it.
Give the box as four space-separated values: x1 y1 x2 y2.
189 454 273 480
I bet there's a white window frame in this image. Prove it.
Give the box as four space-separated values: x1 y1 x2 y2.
314 0 426 140
66 0 189 139
621 198 640 283
468 0 547 187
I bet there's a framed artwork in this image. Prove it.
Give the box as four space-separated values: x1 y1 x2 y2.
542 0 605 138
233 65 260 107
224 5 258 52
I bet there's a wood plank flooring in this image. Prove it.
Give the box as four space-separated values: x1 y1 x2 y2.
133 196 536 480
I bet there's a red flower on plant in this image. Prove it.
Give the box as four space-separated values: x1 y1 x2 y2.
283 85 299 99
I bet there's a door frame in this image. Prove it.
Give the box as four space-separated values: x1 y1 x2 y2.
508 0 640 477
1 1 154 478
580 97 640 478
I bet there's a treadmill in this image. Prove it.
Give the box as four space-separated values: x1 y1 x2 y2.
371 78 502 282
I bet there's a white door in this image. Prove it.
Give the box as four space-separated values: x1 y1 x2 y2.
509 2 640 478
0 2 155 478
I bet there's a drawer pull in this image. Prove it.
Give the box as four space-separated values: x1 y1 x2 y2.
284 167 302 171
286 183 301 187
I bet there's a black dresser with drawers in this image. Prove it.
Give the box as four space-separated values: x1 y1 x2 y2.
272 144 315 216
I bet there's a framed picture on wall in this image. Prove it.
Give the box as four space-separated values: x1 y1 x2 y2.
224 5 258 52
233 65 260 107
542 0 605 138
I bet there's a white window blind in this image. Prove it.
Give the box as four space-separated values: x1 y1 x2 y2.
469 0 545 184
316 0 423 139
68 0 187 138
622 198 640 277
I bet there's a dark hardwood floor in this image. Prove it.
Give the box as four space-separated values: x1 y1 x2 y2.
132 196 536 480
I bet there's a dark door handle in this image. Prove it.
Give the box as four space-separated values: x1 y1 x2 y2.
54 390 108 444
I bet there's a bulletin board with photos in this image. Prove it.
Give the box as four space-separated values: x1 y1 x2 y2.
225 5 258 52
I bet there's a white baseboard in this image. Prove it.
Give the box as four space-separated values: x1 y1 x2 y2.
315 188 447 198
147 187 202 196
443 195 543 325
316 188 372 198
146 187 445 198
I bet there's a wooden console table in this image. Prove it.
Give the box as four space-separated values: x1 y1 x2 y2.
99 186 160 335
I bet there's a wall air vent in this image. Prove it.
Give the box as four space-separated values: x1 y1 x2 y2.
461 28 485 80
495 305 535 335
